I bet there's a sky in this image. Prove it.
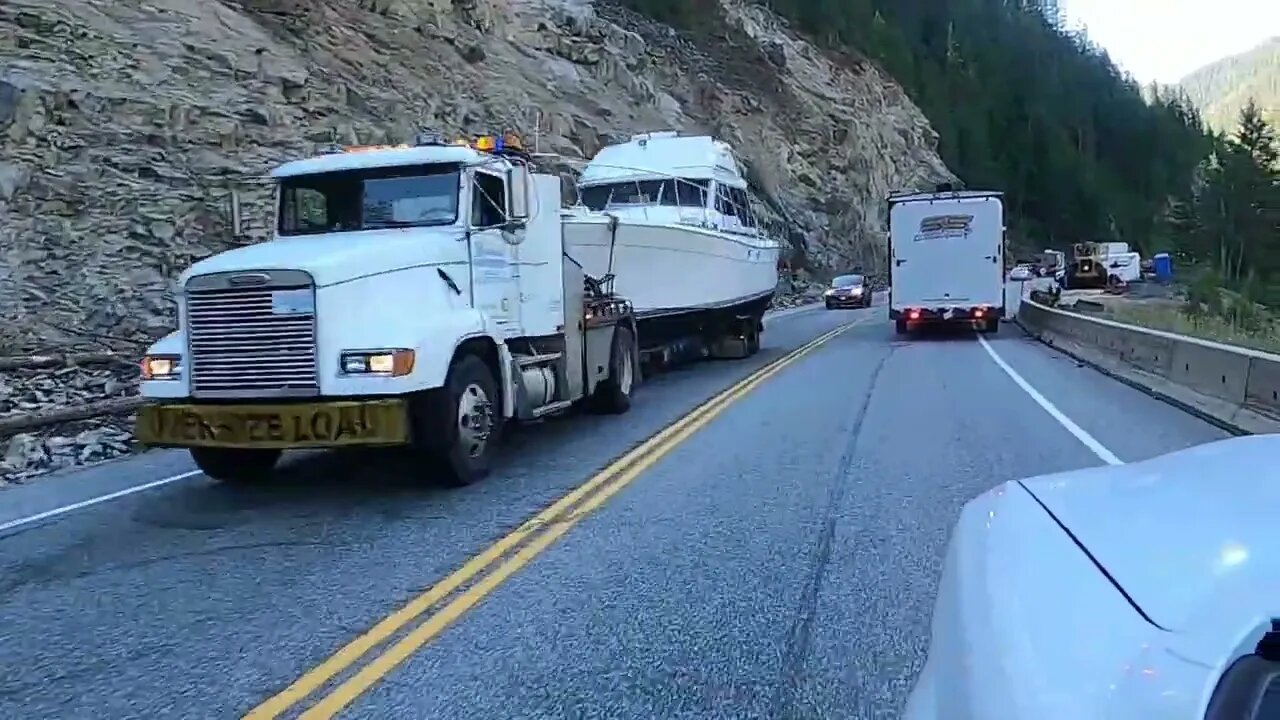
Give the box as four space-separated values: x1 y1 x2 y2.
1061 0 1279 83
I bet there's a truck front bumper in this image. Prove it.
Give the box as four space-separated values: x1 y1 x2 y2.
134 399 410 449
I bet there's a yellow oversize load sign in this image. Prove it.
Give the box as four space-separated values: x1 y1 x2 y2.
134 400 410 448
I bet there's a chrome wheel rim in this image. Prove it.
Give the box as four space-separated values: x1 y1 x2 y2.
457 382 492 458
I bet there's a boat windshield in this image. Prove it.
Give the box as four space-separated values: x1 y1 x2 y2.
277 163 461 236
579 179 709 210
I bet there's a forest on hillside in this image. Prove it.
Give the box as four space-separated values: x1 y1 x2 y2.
614 0 1279 310
1179 37 1279 131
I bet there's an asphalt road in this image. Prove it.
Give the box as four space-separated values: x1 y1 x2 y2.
0 302 1229 720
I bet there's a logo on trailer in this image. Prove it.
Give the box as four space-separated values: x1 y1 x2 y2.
915 214 973 242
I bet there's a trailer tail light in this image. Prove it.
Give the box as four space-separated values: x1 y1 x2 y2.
908 309 921 320
973 308 985 318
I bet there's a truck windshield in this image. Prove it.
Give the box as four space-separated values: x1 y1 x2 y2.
277 164 460 236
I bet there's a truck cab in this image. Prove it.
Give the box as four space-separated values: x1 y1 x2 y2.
134 133 639 486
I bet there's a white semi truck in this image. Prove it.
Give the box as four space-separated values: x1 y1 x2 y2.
887 186 1006 334
134 133 763 486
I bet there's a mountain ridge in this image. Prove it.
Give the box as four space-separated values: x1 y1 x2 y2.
1179 36 1279 130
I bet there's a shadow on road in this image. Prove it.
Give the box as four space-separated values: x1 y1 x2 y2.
893 323 985 342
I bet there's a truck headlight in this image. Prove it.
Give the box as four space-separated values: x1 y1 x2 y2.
339 349 415 376
141 355 182 380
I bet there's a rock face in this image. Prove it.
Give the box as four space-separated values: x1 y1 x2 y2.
0 0 952 355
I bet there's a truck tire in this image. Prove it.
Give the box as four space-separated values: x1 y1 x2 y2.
430 353 502 487
984 318 999 334
591 324 636 414
190 447 281 483
895 318 908 334
746 320 761 356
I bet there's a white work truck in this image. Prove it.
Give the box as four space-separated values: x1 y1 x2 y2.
887 187 1006 334
134 133 639 486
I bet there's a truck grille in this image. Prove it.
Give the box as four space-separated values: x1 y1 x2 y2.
184 270 319 397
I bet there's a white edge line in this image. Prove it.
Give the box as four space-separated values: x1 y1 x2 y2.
978 335 1123 466
0 470 203 534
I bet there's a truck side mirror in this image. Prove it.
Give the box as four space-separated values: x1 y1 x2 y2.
508 164 530 220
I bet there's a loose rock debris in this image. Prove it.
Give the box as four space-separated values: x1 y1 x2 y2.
0 360 140 484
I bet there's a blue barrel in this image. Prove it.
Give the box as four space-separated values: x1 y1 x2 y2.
1153 253 1173 283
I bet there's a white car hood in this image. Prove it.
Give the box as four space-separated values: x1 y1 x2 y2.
180 228 463 287
1019 434 1280 633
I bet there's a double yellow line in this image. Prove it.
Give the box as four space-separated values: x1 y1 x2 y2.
244 320 860 719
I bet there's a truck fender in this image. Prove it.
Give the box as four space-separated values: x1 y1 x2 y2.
144 329 184 357
621 316 641 388
449 331 515 420
138 330 190 399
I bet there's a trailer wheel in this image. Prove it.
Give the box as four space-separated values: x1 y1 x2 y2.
426 354 501 487
190 447 281 483
591 324 636 415
895 318 908 335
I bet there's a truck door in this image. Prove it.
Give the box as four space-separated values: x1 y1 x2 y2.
469 170 522 336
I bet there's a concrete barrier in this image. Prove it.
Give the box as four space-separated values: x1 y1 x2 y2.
1002 277 1054 320
1017 297 1280 434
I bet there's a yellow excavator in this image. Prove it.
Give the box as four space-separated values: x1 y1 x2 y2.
1064 241 1107 289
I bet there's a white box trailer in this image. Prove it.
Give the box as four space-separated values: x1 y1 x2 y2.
887 188 1006 334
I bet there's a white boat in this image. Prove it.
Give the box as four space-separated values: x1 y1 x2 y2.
560 131 781 320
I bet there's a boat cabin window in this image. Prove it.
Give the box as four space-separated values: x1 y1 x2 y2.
579 179 710 210
278 163 460 235
672 179 709 207
471 171 508 227
715 184 757 228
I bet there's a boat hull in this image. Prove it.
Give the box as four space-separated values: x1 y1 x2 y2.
562 217 780 318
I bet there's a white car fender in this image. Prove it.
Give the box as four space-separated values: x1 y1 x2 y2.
906 480 1158 720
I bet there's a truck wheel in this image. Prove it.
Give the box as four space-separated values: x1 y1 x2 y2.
985 318 999 334
591 324 636 414
431 354 502 487
190 447 280 483
895 318 908 335
746 320 761 356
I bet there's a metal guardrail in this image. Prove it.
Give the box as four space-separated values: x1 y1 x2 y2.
1016 294 1280 428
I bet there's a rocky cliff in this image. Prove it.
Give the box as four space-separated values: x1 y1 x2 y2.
0 0 951 355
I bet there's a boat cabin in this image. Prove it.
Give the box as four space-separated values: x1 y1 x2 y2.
572 131 761 236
